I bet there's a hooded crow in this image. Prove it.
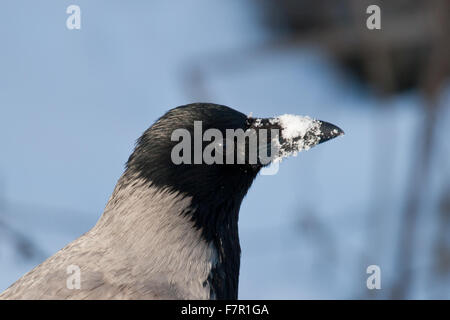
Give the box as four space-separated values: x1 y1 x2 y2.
0 103 343 300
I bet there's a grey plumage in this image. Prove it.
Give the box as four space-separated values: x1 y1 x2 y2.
1 174 216 299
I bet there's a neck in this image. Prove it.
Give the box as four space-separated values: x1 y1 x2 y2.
189 192 242 299
93 172 242 299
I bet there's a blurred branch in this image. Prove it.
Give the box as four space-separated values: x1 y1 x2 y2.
0 177 47 262
0 219 47 262
434 184 450 276
390 0 449 299
182 0 447 98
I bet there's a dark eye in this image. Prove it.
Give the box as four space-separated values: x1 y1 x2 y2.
214 139 226 156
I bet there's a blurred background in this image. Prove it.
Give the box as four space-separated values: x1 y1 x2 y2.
0 0 449 299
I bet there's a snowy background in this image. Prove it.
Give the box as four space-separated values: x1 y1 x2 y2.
1 1 449 299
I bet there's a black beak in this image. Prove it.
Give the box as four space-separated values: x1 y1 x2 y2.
315 120 345 145
248 116 344 165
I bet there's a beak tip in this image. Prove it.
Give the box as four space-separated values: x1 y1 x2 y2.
318 121 345 144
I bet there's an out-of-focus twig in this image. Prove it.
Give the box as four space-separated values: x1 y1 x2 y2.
390 0 449 299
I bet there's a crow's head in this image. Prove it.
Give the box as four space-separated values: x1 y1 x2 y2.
126 103 343 204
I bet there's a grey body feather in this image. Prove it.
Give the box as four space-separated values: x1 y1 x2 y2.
0 174 217 299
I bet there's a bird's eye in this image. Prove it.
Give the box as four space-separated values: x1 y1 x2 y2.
214 139 226 155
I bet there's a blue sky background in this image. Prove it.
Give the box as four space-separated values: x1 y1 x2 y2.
1 1 449 298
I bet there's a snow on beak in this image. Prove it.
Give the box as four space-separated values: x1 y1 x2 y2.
250 114 344 163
